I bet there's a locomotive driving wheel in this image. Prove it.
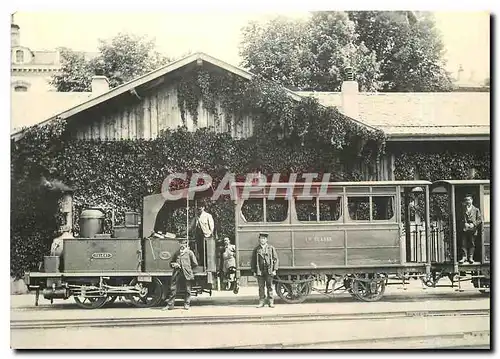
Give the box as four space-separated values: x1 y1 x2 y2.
276 279 312 304
73 295 108 309
125 277 163 308
351 273 386 302
106 295 118 305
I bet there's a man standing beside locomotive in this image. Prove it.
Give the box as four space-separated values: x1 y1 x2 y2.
193 202 216 271
164 239 198 310
251 232 279 308
459 194 482 264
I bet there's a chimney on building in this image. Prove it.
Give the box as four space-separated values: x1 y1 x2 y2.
11 14 20 47
91 76 110 95
340 66 359 119
457 64 464 82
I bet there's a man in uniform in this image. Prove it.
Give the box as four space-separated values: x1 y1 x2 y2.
251 232 279 308
164 239 198 310
459 194 482 264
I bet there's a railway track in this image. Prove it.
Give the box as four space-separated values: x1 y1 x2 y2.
11 308 490 330
225 330 491 349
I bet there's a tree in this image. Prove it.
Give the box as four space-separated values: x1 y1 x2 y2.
51 33 171 92
50 48 93 92
239 11 453 92
347 11 453 91
239 13 381 92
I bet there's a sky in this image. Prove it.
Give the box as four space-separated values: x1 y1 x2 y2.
12 10 490 83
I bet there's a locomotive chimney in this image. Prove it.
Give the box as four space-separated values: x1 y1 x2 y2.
340 66 359 119
58 191 74 233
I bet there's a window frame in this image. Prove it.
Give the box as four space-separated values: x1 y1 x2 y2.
239 197 290 224
294 196 343 223
346 194 397 223
14 85 28 92
15 49 24 63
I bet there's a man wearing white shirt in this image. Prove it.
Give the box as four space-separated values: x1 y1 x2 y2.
193 203 216 271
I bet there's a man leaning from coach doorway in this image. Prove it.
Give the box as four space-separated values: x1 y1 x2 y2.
251 232 279 308
459 194 482 264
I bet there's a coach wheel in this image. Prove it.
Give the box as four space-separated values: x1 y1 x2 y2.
73 295 108 309
421 273 440 288
276 281 311 304
343 277 358 298
352 274 386 302
125 277 163 308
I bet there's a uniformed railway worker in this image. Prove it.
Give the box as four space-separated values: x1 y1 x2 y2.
251 232 279 308
459 194 482 264
164 239 198 310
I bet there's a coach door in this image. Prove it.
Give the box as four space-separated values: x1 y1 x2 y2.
480 184 490 263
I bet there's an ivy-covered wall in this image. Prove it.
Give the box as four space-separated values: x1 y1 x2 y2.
393 142 490 182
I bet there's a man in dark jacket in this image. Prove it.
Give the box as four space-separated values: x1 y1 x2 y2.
459 194 482 264
251 232 279 308
164 239 198 310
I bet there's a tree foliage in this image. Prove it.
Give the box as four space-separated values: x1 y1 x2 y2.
240 14 380 92
175 66 385 158
239 11 453 92
348 11 453 91
50 33 171 91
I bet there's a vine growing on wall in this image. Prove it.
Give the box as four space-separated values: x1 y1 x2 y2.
176 66 387 162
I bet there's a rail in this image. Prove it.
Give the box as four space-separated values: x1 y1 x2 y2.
10 308 490 330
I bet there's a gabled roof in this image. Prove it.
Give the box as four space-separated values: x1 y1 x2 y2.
296 91 490 140
11 52 308 139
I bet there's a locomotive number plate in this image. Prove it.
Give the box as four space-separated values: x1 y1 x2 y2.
137 276 152 282
91 252 113 259
159 251 171 260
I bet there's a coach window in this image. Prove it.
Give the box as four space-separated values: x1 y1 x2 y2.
241 199 264 222
348 197 370 221
319 197 342 221
372 196 395 221
296 199 317 221
266 198 288 222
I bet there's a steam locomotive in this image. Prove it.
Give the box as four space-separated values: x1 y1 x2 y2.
24 179 490 309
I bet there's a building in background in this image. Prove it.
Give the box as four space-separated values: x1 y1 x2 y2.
10 14 97 93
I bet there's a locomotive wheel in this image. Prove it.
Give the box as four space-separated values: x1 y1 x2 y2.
106 295 118 305
276 281 311 304
352 274 386 302
125 277 163 308
343 277 358 298
73 295 108 309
